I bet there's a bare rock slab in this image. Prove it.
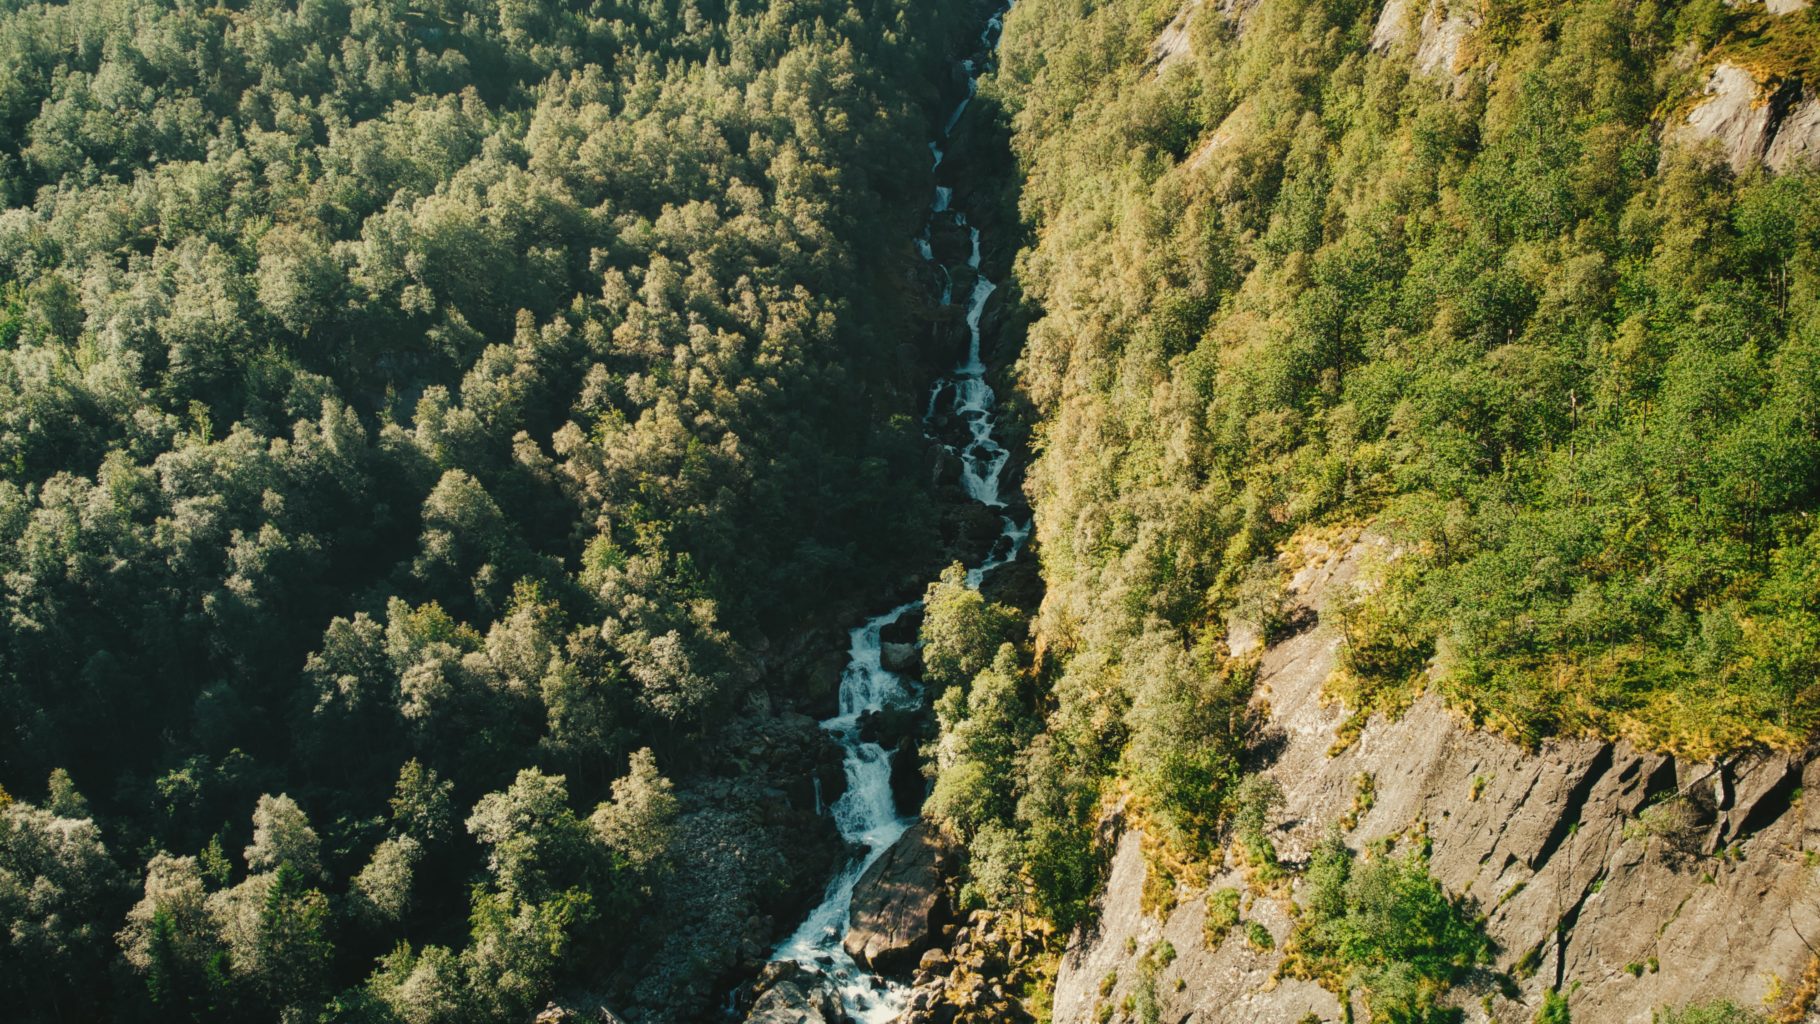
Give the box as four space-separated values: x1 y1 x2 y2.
843 821 956 974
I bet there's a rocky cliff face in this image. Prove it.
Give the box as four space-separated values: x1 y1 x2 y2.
1370 0 1476 93
1051 532 1820 1024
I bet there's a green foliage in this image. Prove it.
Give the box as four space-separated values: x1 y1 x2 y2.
1123 638 1254 858
922 563 1026 689
1002 0 1820 806
978 0 1820 945
253 863 333 1011
1535 989 1571 1024
589 749 679 874
0 0 971 1015
1655 1003 1767 1024
1291 833 1491 1023
928 644 1041 843
1246 921 1276 952
1204 887 1243 949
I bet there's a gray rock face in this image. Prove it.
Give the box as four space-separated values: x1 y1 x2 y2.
1051 532 1820 1024
1766 89 1820 172
1369 0 1412 51
1370 0 1475 93
1678 63 1820 174
844 821 956 974
880 640 922 675
1148 0 1263 76
743 962 845 1024
1683 62 1780 172
1149 0 1201 73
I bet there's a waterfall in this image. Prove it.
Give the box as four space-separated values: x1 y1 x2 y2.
760 5 1025 1022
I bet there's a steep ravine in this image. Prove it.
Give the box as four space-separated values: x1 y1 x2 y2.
737 5 1026 1022
1051 531 1820 1024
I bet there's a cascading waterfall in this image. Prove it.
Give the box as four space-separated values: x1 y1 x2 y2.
762 6 1024 1023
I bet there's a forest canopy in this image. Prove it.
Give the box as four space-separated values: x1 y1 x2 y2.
0 0 967 1019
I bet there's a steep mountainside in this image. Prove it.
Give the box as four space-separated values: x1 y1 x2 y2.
897 0 1820 1020
1055 532 1820 1022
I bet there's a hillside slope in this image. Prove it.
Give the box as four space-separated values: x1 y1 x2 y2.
1054 531 1820 1022
903 0 1820 1020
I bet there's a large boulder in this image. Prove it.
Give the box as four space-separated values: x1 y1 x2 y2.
843 822 956 974
881 640 923 675
743 962 844 1024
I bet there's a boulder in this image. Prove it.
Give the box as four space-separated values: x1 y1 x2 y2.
843 821 955 973
881 640 923 675
931 444 967 489
816 747 849 813
743 962 844 1024
881 607 926 646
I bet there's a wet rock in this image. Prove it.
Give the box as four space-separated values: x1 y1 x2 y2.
843 821 956 973
931 444 968 490
815 751 848 815
881 640 923 675
796 647 852 719
882 606 926 645
891 736 928 817
743 962 844 1024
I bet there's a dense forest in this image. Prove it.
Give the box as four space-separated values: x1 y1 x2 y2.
908 0 1820 1015
7 0 1820 1018
0 0 977 1019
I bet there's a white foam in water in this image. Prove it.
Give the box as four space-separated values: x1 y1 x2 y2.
762 6 1029 1020
772 601 921 1024
943 76 977 137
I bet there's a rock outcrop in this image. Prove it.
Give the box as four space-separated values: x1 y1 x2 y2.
899 910 1045 1024
1766 89 1820 172
1677 62 1820 174
844 821 957 973
1148 0 1264 75
1370 0 1476 93
742 962 846 1024
1150 0 1201 73
1682 62 1783 172
1050 530 1820 1024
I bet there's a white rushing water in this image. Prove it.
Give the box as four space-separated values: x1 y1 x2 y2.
763 6 1026 1021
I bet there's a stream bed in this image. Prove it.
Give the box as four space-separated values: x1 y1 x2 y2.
762 7 1021 1022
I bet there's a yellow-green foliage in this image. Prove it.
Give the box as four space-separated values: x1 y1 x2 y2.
1204 887 1244 948
1003 0 1820 778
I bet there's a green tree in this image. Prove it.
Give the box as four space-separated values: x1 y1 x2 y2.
921 563 1024 689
